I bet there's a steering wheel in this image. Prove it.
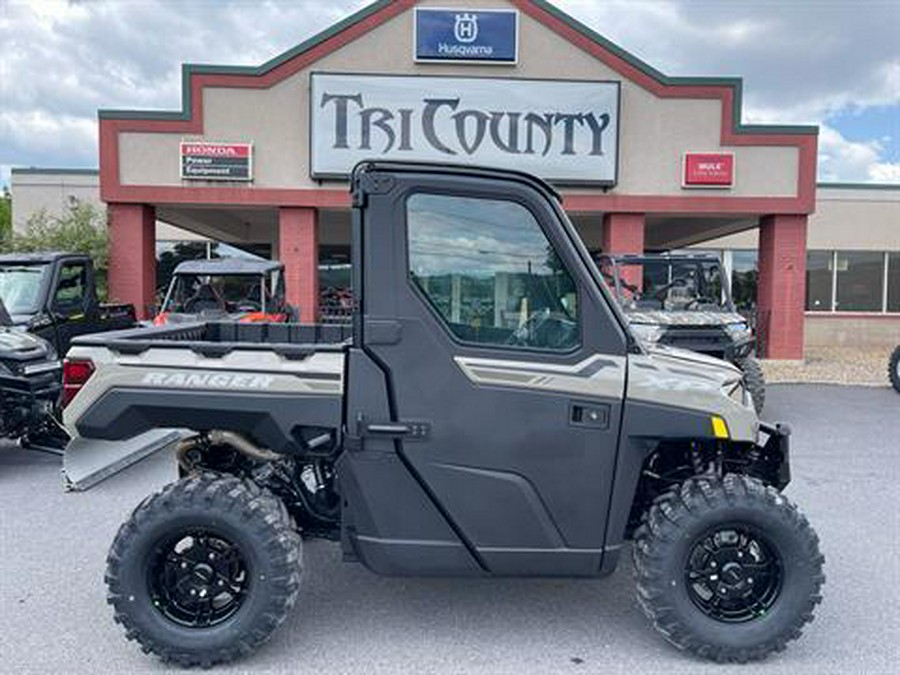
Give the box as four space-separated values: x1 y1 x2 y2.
654 276 690 300
506 308 577 349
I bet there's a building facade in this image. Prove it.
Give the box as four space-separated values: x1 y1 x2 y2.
13 0 900 355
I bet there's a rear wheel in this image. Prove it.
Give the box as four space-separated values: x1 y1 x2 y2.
889 346 900 393
737 357 766 413
105 473 302 667
633 474 824 662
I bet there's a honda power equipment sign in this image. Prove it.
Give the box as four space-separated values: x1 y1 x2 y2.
310 74 620 185
683 152 735 188
180 142 253 181
414 8 518 63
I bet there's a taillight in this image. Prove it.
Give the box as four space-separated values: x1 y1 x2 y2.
62 358 95 408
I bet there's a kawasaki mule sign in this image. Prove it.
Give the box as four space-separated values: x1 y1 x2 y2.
310 73 620 185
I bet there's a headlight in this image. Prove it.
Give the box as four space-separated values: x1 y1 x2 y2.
630 323 665 344
725 322 752 341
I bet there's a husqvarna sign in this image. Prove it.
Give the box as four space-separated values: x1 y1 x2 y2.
310 73 620 185
414 8 518 63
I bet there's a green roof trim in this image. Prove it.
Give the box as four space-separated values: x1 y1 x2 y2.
11 167 99 176
818 182 900 190
98 0 818 138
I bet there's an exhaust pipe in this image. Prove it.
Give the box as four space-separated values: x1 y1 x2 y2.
176 430 281 472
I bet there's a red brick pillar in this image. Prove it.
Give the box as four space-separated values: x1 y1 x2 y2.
107 203 156 320
602 212 645 290
278 207 318 323
757 214 807 359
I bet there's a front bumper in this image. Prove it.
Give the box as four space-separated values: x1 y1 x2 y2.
759 421 791 489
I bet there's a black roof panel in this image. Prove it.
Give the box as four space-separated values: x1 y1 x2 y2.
173 257 283 275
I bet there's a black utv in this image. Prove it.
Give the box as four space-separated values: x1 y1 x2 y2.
0 298 66 448
63 162 823 667
598 253 766 412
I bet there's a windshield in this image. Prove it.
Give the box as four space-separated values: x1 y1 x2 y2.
600 258 731 312
161 273 281 314
0 263 50 315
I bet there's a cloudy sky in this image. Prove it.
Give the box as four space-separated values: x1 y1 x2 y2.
1 0 898 186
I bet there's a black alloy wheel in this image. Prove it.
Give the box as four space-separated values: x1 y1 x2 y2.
633 474 824 662
106 473 302 667
684 525 782 623
148 529 250 628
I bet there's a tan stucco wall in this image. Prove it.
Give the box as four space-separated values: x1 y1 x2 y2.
11 170 205 241
805 316 900 348
697 186 900 251
11 171 102 233
117 0 799 199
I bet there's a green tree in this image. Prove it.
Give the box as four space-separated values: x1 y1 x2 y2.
3 202 109 298
0 186 11 246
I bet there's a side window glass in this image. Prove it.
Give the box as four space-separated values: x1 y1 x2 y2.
407 193 580 351
54 263 87 308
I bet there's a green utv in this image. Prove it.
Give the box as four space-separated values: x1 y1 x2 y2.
62 162 824 667
598 253 767 413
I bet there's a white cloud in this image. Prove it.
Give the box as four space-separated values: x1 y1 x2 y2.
869 162 900 182
0 0 898 183
817 125 900 183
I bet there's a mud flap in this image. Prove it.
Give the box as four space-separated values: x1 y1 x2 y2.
62 429 187 491
758 421 791 490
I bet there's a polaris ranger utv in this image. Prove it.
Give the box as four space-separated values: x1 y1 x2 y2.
0 251 136 355
153 258 294 326
62 162 823 667
0 298 67 449
598 253 766 412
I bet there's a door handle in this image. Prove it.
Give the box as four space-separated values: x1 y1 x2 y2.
570 401 610 429
356 414 431 440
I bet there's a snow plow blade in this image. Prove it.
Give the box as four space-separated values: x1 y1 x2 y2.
62 429 186 491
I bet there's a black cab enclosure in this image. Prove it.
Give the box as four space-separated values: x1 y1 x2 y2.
0 251 136 355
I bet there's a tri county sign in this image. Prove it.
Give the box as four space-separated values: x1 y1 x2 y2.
310 73 620 185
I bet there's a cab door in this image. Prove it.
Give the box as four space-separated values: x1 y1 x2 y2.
49 260 92 354
359 169 629 576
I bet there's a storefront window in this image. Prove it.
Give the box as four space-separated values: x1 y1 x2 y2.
156 241 211 301
806 251 833 312
319 245 352 323
835 251 884 312
888 252 900 313
731 250 758 311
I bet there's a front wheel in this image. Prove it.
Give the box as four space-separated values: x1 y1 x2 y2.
105 473 302 667
633 474 824 662
737 357 766 414
889 346 900 393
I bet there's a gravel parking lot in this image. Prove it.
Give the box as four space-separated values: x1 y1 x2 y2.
1 384 898 674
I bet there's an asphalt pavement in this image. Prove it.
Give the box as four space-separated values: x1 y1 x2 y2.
1 384 898 674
